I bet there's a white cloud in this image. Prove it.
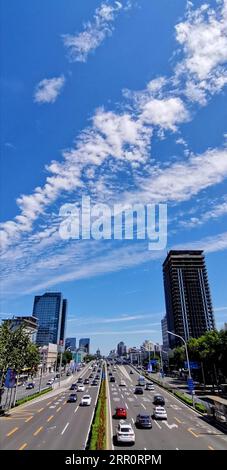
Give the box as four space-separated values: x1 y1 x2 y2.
175 0 227 99
127 147 227 205
62 1 127 62
34 76 65 104
141 97 189 131
180 197 227 228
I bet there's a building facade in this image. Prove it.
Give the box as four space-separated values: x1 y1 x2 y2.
79 338 90 354
32 292 67 347
163 250 215 348
3 315 38 342
39 343 58 373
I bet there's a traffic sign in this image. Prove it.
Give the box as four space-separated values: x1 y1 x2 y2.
187 377 194 391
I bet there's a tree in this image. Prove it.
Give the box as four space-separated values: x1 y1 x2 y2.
0 321 40 406
57 350 72 367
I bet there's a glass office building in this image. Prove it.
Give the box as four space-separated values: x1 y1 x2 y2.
65 337 77 352
79 338 90 354
32 292 67 347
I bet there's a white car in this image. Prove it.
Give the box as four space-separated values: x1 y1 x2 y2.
116 421 135 444
153 406 167 420
119 380 126 387
146 383 154 391
77 384 85 392
81 395 91 406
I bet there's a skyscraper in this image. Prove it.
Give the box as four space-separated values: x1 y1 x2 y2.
32 292 67 347
60 299 67 347
161 315 169 350
65 337 77 351
163 250 215 348
117 341 127 356
79 338 90 354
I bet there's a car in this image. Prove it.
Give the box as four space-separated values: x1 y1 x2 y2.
66 371 71 376
70 383 77 391
77 384 85 392
91 380 98 386
89 366 93 370
135 413 152 428
115 407 127 419
113 367 117 371
89 374 94 379
77 378 83 383
116 421 135 444
47 379 54 385
119 380 126 387
84 378 89 384
109 372 113 376
55 373 60 378
134 386 143 395
153 406 167 420
67 393 77 403
110 376 115 383
26 382 35 389
146 383 154 391
153 395 165 406
81 395 92 406
130 370 134 375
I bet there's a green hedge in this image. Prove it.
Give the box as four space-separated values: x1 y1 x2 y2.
89 378 106 450
15 387 52 407
195 402 207 413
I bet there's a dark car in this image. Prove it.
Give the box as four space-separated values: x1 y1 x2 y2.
89 374 94 379
70 383 77 391
153 395 165 406
77 378 83 383
91 380 98 386
84 378 89 384
26 382 35 389
109 372 113 376
136 413 152 429
110 376 115 383
134 386 143 395
130 370 134 375
67 393 77 403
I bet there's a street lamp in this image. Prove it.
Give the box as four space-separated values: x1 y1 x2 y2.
167 331 192 379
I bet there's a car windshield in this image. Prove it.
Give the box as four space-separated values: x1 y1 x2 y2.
83 396 90 399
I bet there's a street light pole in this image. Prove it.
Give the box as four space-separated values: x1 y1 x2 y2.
167 330 194 406
167 331 192 379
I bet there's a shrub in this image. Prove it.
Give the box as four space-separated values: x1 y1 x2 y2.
15 387 52 406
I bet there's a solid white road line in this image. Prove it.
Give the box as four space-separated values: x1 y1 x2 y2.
154 420 162 429
61 422 69 435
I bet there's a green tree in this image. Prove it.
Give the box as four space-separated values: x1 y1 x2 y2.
0 321 40 406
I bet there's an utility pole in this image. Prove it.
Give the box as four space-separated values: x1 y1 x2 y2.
59 352 63 388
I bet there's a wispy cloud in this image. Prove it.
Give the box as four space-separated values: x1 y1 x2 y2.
34 76 65 104
62 1 130 63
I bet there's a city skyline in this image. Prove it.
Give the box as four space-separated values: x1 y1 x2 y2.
1 0 227 354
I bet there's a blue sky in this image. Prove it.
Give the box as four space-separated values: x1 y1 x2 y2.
1 0 227 354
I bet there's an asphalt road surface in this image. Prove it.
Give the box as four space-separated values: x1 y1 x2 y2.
0 364 100 450
107 364 227 450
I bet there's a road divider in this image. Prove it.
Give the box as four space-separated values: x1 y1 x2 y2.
86 366 106 450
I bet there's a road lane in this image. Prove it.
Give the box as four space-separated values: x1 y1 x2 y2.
107 363 227 450
0 362 101 450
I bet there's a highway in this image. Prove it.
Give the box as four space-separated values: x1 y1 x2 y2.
0 363 101 450
107 364 227 450
1 361 227 451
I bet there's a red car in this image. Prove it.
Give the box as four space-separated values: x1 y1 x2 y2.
115 407 127 419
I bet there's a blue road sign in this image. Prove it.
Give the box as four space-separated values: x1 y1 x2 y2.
4 368 16 388
184 361 200 370
187 378 194 391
